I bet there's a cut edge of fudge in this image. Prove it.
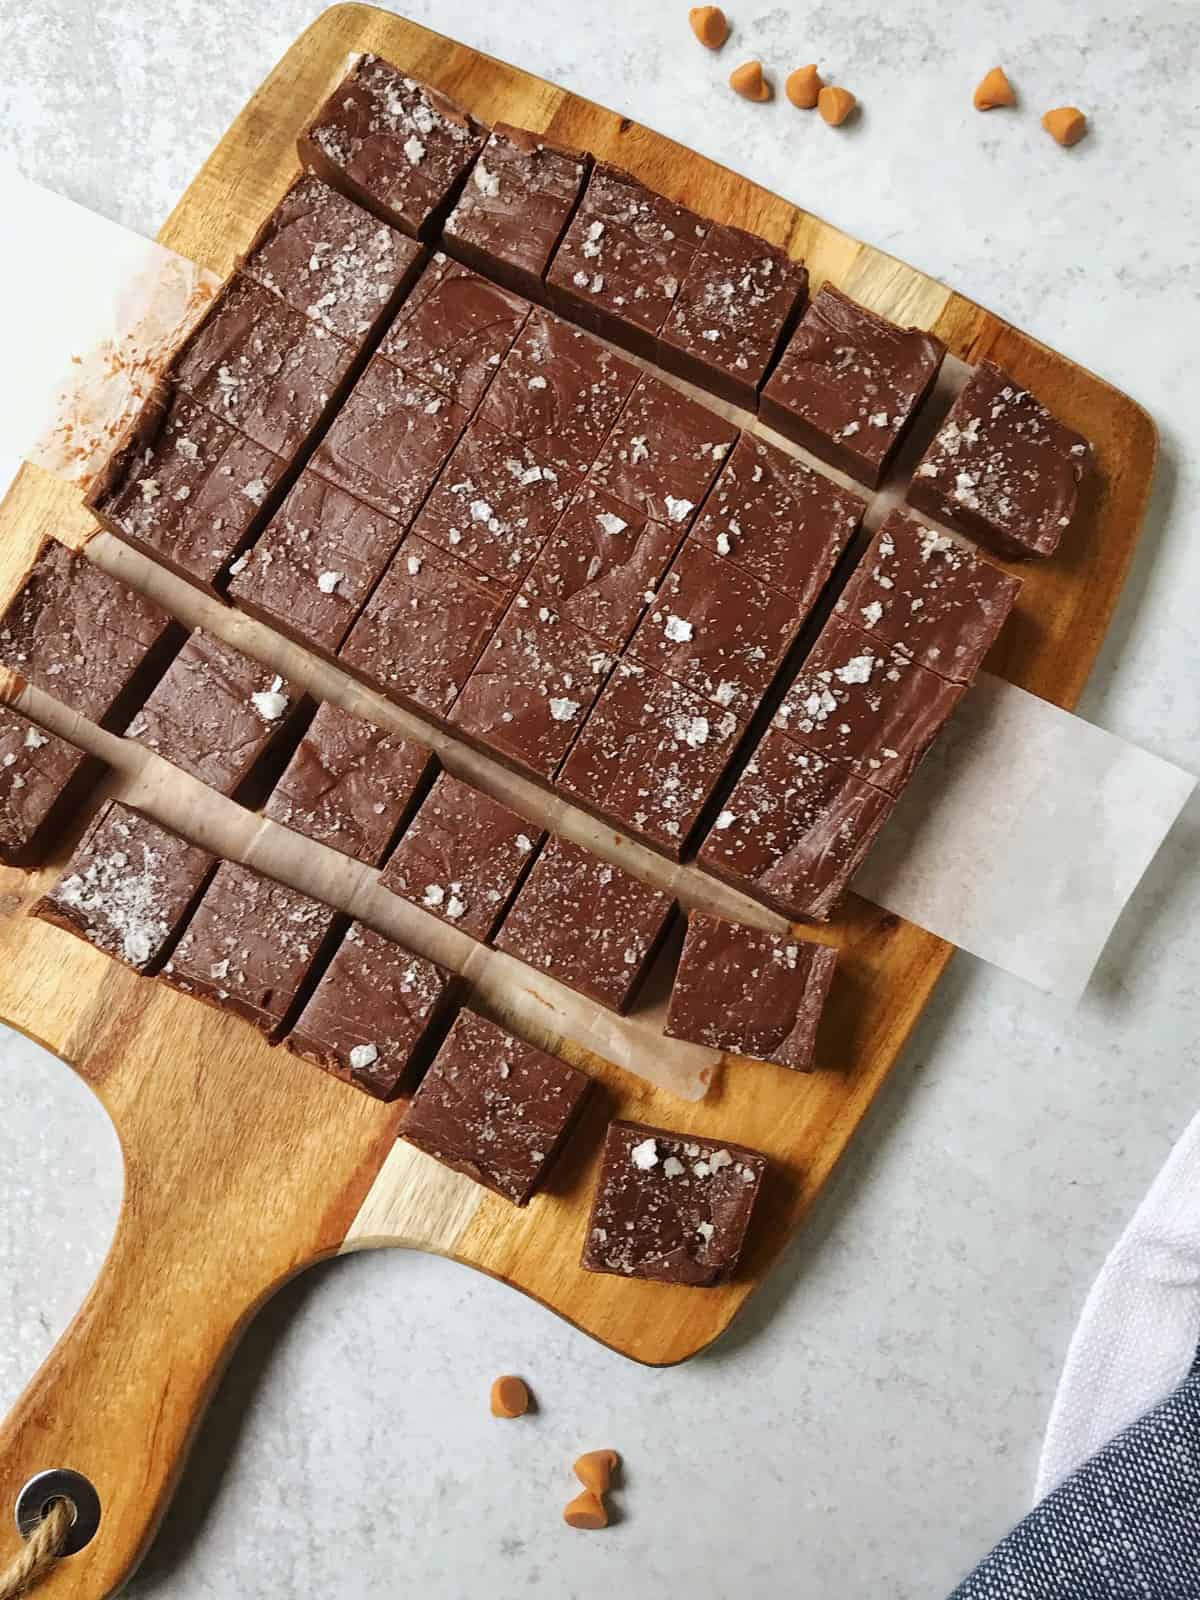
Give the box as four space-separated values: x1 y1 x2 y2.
0 707 103 870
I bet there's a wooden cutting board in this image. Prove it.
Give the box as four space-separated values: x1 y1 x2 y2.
0 6 1156 1595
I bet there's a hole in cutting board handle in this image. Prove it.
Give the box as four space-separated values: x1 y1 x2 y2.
15 1468 100 1556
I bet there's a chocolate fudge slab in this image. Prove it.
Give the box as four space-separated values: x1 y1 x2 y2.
494 834 675 1013
239 174 425 342
691 432 865 605
309 357 470 525
627 540 809 720
263 700 433 866
171 274 360 459
287 920 454 1099
0 708 99 869
126 630 305 800
409 420 575 587
449 606 615 781
589 373 738 528
298 55 486 239
834 509 1022 683
403 1010 592 1205
773 617 963 796
88 389 285 595
759 285 946 488
665 911 837 1071
0 542 183 730
161 861 342 1039
520 485 680 650
907 358 1092 560
228 471 405 657
582 1119 767 1286
546 163 709 359
34 800 215 972
379 773 543 943
377 253 528 411
659 223 808 408
338 535 507 723
558 659 746 860
479 307 641 478
698 727 894 922
442 123 591 300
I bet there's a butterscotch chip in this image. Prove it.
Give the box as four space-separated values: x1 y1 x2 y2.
490 1375 531 1418
564 1489 608 1530
785 64 823 109
1043 106 1087 146
818 85 857 125
730 60 771 101
974 66 1016 110
689 5 728 48
574 1450 620 1494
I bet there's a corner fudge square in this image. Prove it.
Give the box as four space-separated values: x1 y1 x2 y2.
0 707 98 869
590 373 737 528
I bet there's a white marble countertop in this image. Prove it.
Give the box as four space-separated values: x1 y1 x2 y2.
1 2 1198 1595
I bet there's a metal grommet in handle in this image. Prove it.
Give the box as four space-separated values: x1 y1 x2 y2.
14 1470 101 1556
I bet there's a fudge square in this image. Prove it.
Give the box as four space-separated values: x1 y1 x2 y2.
298 55 486 239
773 617 963 796
546 162 709 360
442 123 591 300
379 773 543 943
666 911 837 1071
287 921 455 1100
34 801 215 973
659 222 808 408
581 1119 767 1286
263 700 433 867
557 659 746 860
907 358 1092 560
590 372 738 528
494 834 675 1013
403 1010 593 1205
126 630 304 800
759 284 946 488
0 707 98 869
698 728 894 923
0 542 183 730
160 862 343 1039
834 509 1022 683
88 387 285 595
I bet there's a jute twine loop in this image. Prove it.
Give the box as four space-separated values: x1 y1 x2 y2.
0 1499 72 1599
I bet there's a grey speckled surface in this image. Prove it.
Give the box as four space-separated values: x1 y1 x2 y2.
1 3 1199 1596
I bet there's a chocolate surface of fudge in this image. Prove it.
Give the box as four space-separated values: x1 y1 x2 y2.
228 471 405 657
590 373 737 528
773 617 963 795
410 420 575 586
240 174 424 341
546 163 709 358
379 773 542 942
126 630 304 799
0 542 182 730
520 484 680 650
479 307 641 478
659 223 808 407
378 253 528 409
665 911 837 1071
161 861 342 1038
494 834 675 1013
287 920 453 1099
698 727 894 921
627 540 808 719
0 708 97 868
443 123 591 299
89 389 285 594
310 357 469 524
298 55 486 238
403 1010 592 1204
691 432 864 605
338 536 506 722
907 359 1091 560
172 274 359 458
263 701 432 866
34 800 215 972
835 509 1021 682
558 659 746 859
582 1119 767 1285
759 285 945 487
450 606 614 780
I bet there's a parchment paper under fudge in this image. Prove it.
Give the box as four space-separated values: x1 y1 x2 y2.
0 707 99 868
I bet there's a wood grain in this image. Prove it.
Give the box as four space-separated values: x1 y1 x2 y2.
0 6 1156 1595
